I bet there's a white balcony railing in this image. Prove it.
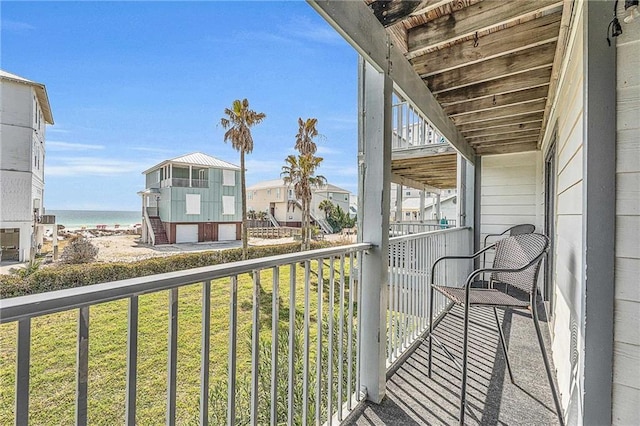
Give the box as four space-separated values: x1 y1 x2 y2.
1 228 473 425
389 220 457 236
160 178 209 188
0 244 371 426
386 227 472 366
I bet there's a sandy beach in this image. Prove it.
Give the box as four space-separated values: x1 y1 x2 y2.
44 232 356 264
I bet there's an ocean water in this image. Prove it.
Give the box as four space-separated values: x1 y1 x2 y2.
47 210 142 229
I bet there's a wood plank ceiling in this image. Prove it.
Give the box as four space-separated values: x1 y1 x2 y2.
368 0 567 189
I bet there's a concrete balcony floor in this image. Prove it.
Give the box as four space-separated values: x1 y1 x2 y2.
345 301 561 425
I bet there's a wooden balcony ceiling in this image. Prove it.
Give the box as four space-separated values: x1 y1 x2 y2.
367 0 567 157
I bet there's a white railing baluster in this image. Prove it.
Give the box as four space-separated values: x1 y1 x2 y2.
327 257 335 426
76 306 89 426
315 259 323 426
126 296 138 426
346 254 354 410
167 289 178 426
200 281 211 425
227 276 238 426
15 318 31 426
302 260 311 426
250 272 260 426
287 263 296 426
337 255 345 421
271 267 280 426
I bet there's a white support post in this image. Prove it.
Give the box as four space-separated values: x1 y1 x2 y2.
357 56 391 404
435 193 441 221
395 184 403 222
189 165 193 187
419 191 425 223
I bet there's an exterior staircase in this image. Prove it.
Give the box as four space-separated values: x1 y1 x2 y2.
149 216 169 245
266 212 280 228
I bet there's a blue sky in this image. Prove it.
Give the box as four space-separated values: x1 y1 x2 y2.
1 1 358 211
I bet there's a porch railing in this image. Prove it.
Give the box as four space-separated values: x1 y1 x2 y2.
389 220 456 236
248 227 301 239
0 244 371 426
160 178 209 188
386 227 472 366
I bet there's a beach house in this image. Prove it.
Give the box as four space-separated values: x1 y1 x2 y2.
138 152 241 244
247 178 350 232
0 70 54 262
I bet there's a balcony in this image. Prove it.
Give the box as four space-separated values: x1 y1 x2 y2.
0 228 560 425
160 178 209 188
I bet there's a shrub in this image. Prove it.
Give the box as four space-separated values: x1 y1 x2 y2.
0 241 337 298
60 237 99 264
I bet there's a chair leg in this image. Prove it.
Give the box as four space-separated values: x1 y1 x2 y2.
531 301 565 426
459 299 471 425
493 307 515 384
428 285 435 378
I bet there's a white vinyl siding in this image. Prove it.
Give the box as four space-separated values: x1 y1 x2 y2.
185 194 200 215
613 11 640 425
222 169 235 186
540 8 585 420
222 196 235 215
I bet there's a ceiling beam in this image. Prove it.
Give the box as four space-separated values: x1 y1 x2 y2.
475 141 538 155
411 12 562 77
406 0 562 59
451 99 547 125
461 121 542 137
390 172 442 192
468 132 541 145
457 112 544 133
435 67 552 104
426 42 556 93
391 143 454 161
308 0 476 164
444 85 549 116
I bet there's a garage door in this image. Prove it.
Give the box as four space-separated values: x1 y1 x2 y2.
176 224 199 243
218 224 237 241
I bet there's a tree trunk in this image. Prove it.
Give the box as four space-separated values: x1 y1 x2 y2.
240 151 248 260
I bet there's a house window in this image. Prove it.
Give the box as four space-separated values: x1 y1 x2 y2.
276 188 280 199
267 189 271 196
248 192 253 200
222 196 235 215
185 194 201 215
223 169 235 186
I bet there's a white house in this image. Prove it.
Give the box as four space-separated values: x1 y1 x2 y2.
247 178 351 232
139 152 241 244
0 70 54 262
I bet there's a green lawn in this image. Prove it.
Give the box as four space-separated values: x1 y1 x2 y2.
0 259 357 425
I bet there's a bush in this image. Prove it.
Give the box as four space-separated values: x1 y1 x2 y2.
0 241 337 298
60 237 99 264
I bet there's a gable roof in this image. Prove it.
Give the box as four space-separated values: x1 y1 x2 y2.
143 152 239 174
0 70 54 124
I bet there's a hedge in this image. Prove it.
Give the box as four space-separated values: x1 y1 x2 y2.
0 241 335 299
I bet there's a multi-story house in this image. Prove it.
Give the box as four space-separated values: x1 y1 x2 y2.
139 152 241 244
247 178 350 232
0 70 54 262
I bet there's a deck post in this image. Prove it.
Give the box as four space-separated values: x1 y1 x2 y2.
357 55 391 404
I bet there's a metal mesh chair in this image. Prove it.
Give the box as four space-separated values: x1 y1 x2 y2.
427 233 564 426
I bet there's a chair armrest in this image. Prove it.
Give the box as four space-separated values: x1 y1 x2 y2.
430 244 495 284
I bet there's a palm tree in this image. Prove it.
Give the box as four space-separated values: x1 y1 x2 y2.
282 154 326 250
318 199 334 219
295 117 319 155
220 99 266 259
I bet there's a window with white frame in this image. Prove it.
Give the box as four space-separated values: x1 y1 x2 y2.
223 169 235 186
185 194 201 215
222 196 235 215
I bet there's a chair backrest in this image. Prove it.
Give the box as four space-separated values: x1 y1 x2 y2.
508 223 536 236
490 233 549 294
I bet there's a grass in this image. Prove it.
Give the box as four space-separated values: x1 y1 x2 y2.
0 258 357 424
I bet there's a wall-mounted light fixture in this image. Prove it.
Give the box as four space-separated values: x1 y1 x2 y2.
608 0 624 45
624 0 640 23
